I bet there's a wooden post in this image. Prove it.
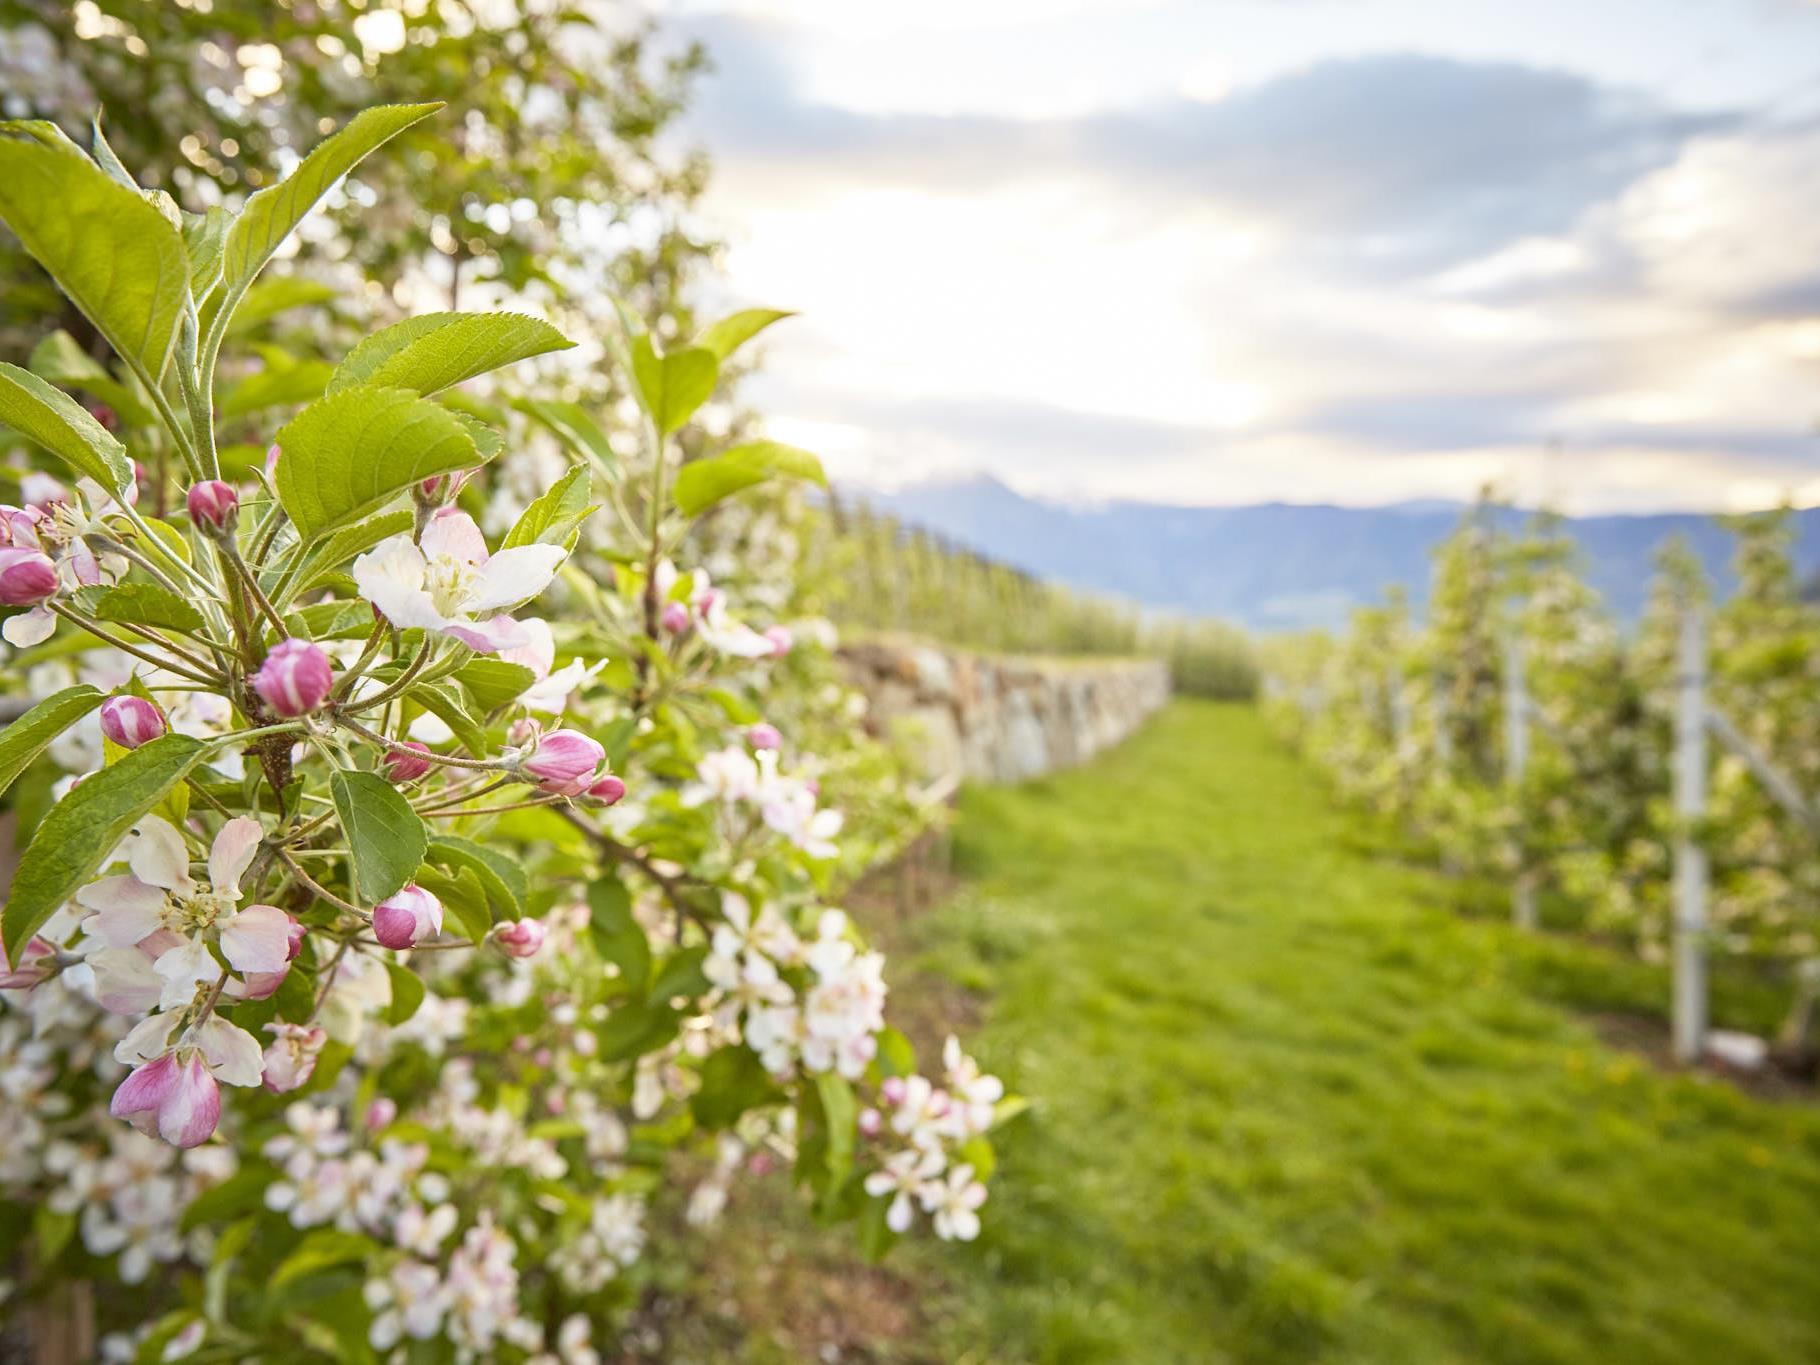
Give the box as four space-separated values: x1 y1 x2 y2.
1504 634 1537 929
1672 605 1709 1064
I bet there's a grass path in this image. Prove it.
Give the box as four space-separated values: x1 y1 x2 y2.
900 700 1820 1364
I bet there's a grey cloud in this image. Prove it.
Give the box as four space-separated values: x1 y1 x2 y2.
683 16 1734 273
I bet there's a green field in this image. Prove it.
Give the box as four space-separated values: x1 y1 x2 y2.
886 700 1820 1364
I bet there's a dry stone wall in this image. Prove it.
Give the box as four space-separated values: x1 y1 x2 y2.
840 636 1170 785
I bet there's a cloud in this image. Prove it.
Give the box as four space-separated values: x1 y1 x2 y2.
686 16 1732 272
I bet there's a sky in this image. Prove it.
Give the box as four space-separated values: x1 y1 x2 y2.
660 0 1820 513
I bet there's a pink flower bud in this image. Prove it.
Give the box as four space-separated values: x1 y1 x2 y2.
521 728 604 796
383 742 435 783
261 1022 328 1094
252 638 334 717
746 723 782 751
99 695 166 750
880 1076 907 1106
857 1106 882 1137
0 546 57 606
111 1052 220 1148
366 1097 399 1130
373 884 444 950
186 480 240 536
0 936 53 990
283 914 307 961
586 773 627 806
495 917 548 959
763 625 794 657
660 600 691 634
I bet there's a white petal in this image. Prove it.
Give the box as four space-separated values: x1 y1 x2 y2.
441 614 528 654
406 711 454 745
76 873 163 926
128 817 192 892
89 947 164 1014
419 508 487 565
153 938 217 1011
498 617 555 680
2 607 55 647
352 538 444 631
219 904 291 974
468 544 567 612
114 1011 181 1065
208 817 263 898
195 1017 264 1087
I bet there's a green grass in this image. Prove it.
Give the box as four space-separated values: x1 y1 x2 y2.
905 700 1820 1365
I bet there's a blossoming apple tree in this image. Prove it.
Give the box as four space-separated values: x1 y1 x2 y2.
0 104 1008 1361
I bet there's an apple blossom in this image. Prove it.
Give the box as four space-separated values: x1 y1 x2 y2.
351 507 566 653
77 817 297 1014
920 1162 989 1242
185 480 239 536
864 1146 945 1233
262 1023 328 1093
747 722 782 751
495 918 547 958
373 885 444 950
586 773 626 805
763 624 794 657
99 695 166 750
383 741 435 782
660 600 691 634
521 728 604 796
0 545 57 606
252 638 334 717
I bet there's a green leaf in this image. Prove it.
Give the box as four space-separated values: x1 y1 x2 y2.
294 508 414 590
0 121 188 380
220 104 439 301
329 311 573 397
691 1046 784 1128
0 362 132 493
274 384 481 542
226 276 338 335
858 1192 899 1263
673 441 825 518
588 877 649 993
406 682 488 756
179 1168 276 1233
219 357 332 417
816 1072 858 1190
330 770 427 904
502 464 592 550
33 1204 76 1267
631 342 718 436
648 944 710 1003
874 1025 916 1079
426 834 524 917
183 205 231 300
0 685 104 800
383 960 425 1024
697 308 794 362
513 397 618 480
3 733 206 960
414 865 491 943
599 1001 679 1061
453 657 536 713
268 1228 378 1291
27 331 154 428
74 583 206 635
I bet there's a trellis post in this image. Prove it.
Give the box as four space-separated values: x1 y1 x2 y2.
1504 633 1537 929
1672 604 1709 1064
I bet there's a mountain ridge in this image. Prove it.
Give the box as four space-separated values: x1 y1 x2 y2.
844 476 1820 630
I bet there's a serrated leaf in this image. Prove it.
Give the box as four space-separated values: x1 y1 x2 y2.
697 308 794 362
74 583 206 635
0 685 105 800
416 864 490 943
329 311 573 397
383 960 425 1024
274 384 480 542
673 441 825 518
220 104 439 302
0 362 132 493
502 464 591 550
4 733 206 960
453 657 536 713
631 342 718 436
0 121 188 380
330 769 427 904
427 833 525 916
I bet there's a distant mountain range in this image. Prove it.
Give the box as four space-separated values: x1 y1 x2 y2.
848 477 1820 631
